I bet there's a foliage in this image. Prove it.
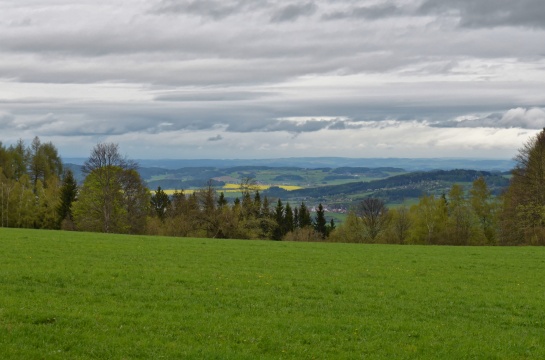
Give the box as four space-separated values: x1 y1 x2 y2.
74 143 150 234
407 194 448 245
470 177 498 245
501 129 545 245
2 135 545 246
387 205 412 244
0 138 63 229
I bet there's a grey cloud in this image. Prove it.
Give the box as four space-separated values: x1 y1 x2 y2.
224 118 317 133
270 2 317 23
0 112 15 126
266 119 331 133
155 91 274 102
8 18 33 27
226 118 369 134
433 108 545 129
327 120 346 130
208 134 223 141
152 0 268 19
323 3 404 20
2 1 544 90
419 0 545 29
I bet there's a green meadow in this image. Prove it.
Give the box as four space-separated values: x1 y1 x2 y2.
1 228 544 359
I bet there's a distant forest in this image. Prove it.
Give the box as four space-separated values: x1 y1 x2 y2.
0 131 544 245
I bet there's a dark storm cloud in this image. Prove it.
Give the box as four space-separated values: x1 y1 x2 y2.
419 0 545 29
270 3 317 23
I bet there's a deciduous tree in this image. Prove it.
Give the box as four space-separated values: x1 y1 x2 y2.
501 129 545 244
356 197 389 243
74 143 148 234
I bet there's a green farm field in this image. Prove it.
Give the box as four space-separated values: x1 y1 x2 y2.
1 228 544 359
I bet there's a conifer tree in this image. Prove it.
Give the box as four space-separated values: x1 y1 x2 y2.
298 202 312 228
56 169 78 228
284 202 294 234
273 199 285 240
314 203 327 238
217 191 227 208
151 186 171 221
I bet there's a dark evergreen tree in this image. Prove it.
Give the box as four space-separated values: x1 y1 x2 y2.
327 218 336 237
151 186 171 221
217 191 227 208
56 169 78 228
241 190 252 218
284 202 294 234
273 199 285 240
253 191 262 217
259 196 273 238
261 196 270 218
314 203 327 238
298 202 312 228
169 190 186 217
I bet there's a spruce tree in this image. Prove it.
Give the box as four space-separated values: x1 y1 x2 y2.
298 202 312 228
217 191 227 208
151 186 171 221
273 199 285 240
284 203 294 234
314 203 327 238
253 191 262 218
56 169 77 228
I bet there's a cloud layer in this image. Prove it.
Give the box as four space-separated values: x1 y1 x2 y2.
1 0 544 159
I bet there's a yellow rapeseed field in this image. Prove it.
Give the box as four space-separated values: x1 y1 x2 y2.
222 183 302 192
159 184 302 195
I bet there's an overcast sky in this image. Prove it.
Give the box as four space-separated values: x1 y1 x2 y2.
1 0 545 160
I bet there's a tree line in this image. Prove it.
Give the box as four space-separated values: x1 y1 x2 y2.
2 130 545 245
331 178 498 245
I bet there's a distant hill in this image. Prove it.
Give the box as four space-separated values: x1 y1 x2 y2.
63 157 515 172
64 161 511 208
263 169 510 205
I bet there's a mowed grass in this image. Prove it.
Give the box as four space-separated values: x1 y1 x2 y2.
1 229 545 359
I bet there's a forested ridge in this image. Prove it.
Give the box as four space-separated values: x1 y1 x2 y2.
1 131 545 245
269 169 509 198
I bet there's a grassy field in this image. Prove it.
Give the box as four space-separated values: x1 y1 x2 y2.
1 228 544 359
